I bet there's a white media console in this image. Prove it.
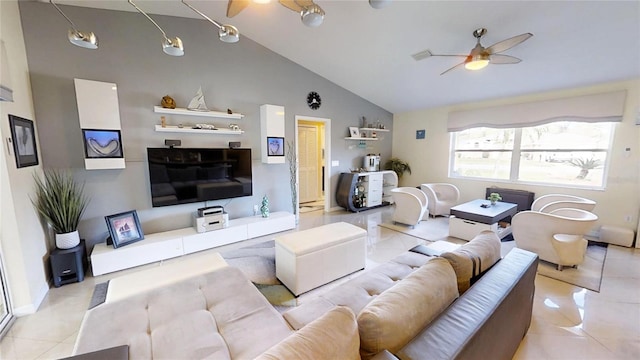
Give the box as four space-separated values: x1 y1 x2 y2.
91 211 296 276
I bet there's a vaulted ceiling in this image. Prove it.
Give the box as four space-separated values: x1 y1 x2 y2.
44 1 640 113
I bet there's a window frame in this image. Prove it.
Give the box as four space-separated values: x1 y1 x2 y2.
449 124 616 190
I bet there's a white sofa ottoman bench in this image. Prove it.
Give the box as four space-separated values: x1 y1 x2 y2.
275 222 367 296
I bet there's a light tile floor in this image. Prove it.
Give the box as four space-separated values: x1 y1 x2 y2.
0 206 638 359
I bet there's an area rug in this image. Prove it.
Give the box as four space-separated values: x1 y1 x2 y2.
536 242 607 292
221 240 297 310
378 217 450 242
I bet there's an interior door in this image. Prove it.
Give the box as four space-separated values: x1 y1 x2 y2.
298 123 321 203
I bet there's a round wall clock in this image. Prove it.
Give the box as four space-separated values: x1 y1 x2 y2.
307 91 321 110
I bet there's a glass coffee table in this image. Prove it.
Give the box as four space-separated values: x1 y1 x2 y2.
449 199 518 241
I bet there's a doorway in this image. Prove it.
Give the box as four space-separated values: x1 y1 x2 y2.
295 116 330 213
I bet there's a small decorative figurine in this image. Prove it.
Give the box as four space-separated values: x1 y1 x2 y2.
260 195 270 218
187 86 209 112
161 95 176 109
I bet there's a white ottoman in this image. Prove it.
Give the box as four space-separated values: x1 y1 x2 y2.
275 222 367 296
600 225 635 247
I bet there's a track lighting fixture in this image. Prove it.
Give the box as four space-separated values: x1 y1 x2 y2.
182 1 240 43
128 0 184 56
300 3 325 27
50 0 98 49
369 0 393 9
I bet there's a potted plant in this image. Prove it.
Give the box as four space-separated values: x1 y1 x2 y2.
384 157 412 179
488 192 502 205
32 170 89 249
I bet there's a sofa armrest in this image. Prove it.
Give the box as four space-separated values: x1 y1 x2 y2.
396 248 538 360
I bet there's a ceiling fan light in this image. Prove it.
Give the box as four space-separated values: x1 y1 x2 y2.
465 53 490 70
67 29 98 49
465 59 489 70
301 4 325 27
369 0 392 9
162 37 184 56
219 25 240 43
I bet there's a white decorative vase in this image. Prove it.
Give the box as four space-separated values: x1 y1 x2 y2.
56 230 80 249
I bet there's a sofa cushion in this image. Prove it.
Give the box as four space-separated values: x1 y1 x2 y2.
256 306 360 360
357 257 459 359
282 251 433 330
440 230 501 294
74 266 293 360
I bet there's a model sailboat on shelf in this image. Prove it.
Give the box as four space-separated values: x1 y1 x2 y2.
187 86 209 111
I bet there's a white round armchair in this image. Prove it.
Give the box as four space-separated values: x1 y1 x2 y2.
420 183 460 217
390 187 429 227
512 208 598 270
531 194 596 213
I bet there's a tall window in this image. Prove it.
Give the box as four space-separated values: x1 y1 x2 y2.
450 121 615 188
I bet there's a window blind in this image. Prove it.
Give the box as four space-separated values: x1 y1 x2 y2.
447 90 627 132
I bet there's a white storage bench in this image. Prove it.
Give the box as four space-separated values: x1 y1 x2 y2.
275 222 367 296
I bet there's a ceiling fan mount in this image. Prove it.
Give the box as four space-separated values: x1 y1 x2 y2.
413 27 533 75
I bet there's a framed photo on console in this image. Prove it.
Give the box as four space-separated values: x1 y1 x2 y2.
105 210 144 248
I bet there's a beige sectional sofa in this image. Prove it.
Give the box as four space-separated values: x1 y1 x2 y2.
72 230 538 360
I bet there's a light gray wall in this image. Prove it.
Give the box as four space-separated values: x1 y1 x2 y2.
19 1 392 249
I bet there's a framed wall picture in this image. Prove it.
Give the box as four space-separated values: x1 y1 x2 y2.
82 129 123 159
105 210 144 248
266 136 284 156
349 127 360 138
416 129 426 139
8 114 39 168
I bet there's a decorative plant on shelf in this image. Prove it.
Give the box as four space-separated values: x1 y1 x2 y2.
488 192 502 205
384 157 412 179
31 169 89 249
286 141 298 220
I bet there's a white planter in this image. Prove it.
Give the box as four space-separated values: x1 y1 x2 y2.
56 230 80 249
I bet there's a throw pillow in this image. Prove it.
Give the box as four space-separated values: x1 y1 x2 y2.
357 257 458 359
440 230 501 294
256 306 360 360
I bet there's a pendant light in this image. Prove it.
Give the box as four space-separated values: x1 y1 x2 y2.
182 1 240 43
128 0 184 56
50 0 98 49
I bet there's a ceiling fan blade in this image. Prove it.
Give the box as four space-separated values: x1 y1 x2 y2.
295 0 316 7
440 62 466 75
489 54 522 64
486 33 533 54
279 0 304 12
227 0 250 17
411 49 467 61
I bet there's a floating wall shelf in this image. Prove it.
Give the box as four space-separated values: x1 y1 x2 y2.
344 137 379 141
154 125 244 135
153 106 244 119
359 128 390 132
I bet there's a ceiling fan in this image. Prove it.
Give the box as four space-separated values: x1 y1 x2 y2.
227 0 326 27
413 28 533 75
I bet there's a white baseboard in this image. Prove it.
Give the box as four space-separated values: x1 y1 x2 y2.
12 282 49 316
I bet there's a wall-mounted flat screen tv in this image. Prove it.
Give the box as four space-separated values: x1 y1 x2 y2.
147 147 252 207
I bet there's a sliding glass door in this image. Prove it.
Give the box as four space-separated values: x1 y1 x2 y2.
0 252 13 339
